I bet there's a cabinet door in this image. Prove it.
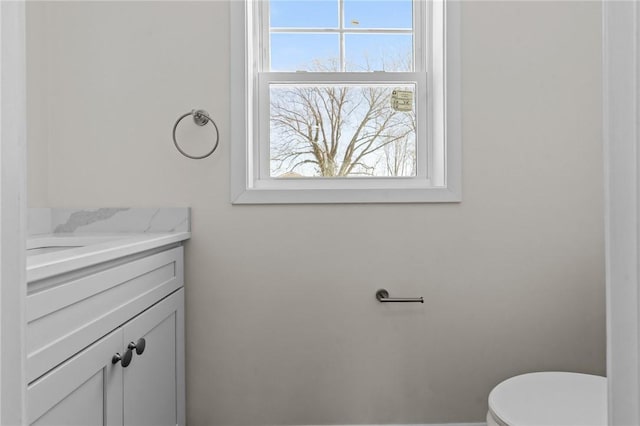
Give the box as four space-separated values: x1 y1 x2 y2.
122 289 185 426
27 328 123 426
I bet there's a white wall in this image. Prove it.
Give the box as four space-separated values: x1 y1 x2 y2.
26 1 604 424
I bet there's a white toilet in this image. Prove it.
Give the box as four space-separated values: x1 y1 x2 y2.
486 372 607 426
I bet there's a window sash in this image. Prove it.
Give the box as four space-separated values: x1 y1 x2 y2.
256 71 429 183
259 0 426 73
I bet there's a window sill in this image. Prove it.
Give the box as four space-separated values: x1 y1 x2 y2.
230 186 462 204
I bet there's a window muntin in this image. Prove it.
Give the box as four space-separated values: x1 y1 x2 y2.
267 0 416 73
269 0 415 30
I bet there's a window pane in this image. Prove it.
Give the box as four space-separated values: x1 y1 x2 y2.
270 33 340 71
345 34 413 71
270 83 417 178
270 0 338 28
344 0 413 29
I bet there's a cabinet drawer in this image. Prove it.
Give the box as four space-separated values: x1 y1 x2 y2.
26 246 183 383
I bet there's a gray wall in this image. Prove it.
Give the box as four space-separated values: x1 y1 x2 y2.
26 1 605 424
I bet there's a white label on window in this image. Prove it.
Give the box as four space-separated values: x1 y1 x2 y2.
391 90 413 112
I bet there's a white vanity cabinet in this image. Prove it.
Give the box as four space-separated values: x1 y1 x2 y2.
26 244 186 426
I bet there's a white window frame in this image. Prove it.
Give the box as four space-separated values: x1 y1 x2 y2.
0 1 28 423
230 0 461 204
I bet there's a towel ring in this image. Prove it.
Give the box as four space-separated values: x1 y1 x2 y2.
172 109 219 159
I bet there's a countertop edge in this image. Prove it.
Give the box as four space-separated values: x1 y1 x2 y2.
27 232 191 283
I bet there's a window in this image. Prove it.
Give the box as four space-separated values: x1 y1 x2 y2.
231 0 460 203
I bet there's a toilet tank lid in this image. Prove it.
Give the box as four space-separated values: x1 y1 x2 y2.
488 372 607 426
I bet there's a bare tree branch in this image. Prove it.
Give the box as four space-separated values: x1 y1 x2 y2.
269 57 416 177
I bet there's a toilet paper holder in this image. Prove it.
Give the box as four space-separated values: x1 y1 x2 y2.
375 289 424 303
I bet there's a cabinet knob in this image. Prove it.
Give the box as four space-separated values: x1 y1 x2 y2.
128 338 146 355
112 349 133 367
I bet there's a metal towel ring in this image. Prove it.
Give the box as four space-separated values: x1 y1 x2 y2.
172 109 219 159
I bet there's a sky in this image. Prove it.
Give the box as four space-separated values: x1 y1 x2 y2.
269 0 413 72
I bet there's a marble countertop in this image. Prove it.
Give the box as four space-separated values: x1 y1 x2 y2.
27 232 191 283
